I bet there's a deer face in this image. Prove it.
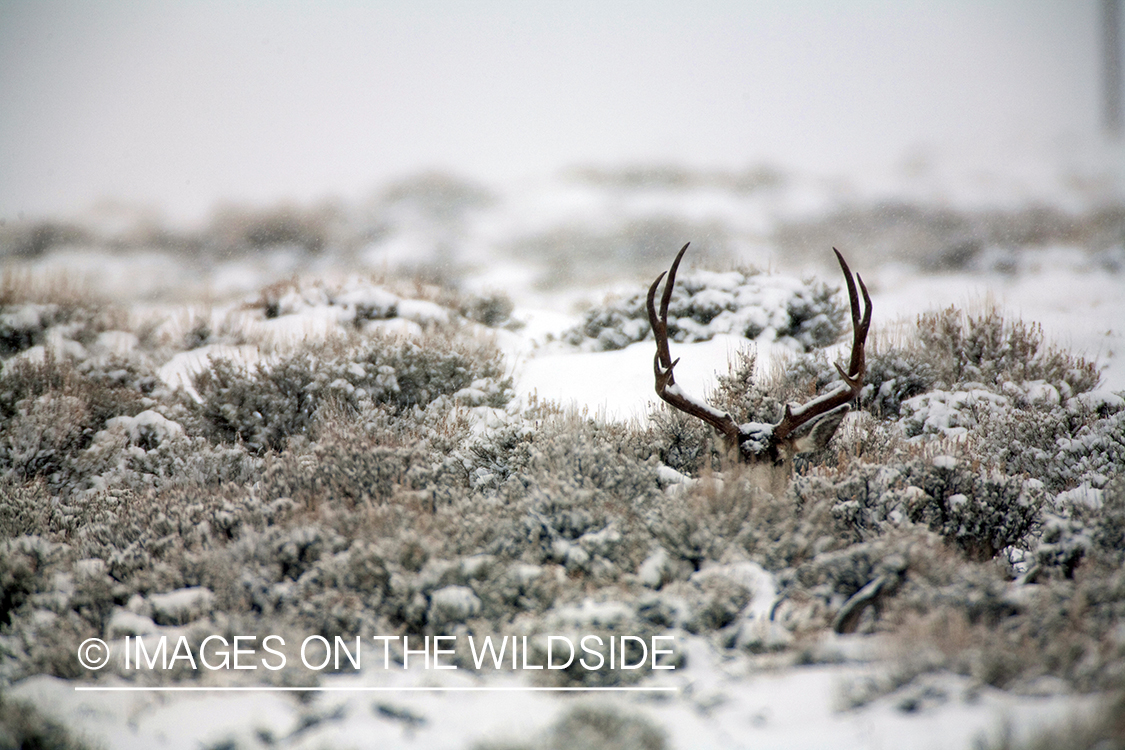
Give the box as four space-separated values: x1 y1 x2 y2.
648 245 871 495
738 405 850 495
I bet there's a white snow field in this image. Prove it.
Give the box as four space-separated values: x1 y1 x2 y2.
7 651 1107 750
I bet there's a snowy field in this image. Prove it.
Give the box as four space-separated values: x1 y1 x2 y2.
2 157 1124 749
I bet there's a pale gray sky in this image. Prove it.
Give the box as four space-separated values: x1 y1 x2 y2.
0 0 1101 223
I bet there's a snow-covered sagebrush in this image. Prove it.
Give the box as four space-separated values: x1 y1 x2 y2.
1 263 1123 748
556 265 845 353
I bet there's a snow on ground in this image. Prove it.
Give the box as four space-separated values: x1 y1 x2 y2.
516 335 795 423
10 637 1101 750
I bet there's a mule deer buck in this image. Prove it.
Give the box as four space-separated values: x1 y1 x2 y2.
648 244 871 496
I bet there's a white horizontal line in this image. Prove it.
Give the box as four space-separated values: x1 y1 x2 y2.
74 686 678 693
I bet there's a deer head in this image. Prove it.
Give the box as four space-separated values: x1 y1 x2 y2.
648 244 871 496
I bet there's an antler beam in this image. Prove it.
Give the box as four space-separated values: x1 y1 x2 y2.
772 248 871 445
647 242 742 450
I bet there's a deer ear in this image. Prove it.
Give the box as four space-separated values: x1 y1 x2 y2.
792 404 849 454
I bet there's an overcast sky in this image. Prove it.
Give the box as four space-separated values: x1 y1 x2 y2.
0 1 1103 223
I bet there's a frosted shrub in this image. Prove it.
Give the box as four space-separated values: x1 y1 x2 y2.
0 357 148 494
0 298 118 360
206 201 342 255
0 536 127 680
897 385 1124 494
460 292 516 328
829 458 1044 561
261 441 431 509
974 395 1125 493
711 348 788 423
0 537 60 630
644 406 716 475
0 303 64 356
474 417 660 576
908 463 1042 561
257 411 472 512
859 348 937 418
899 388 1011 439
0 476 52 539
558 265 845 352
917 306 1099 393
247 275 517 335
788 537 910 635
3 394 91 485
192 332 511 453
75 352 162 397
1090 479 1125 567
509 217 733 289
380 170 494 221
773 201 1125 268
647 477 762 571
468 421 538 488
1030 512 1093 580
1029 479 1125 580
191 355 319 452
568 163 783 191
957 564 1125 691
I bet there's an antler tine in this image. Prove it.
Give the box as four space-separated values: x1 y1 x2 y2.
647 271 670 369
831 247 872 386
647 243 691 381
661 242 690 321
775 249 872 443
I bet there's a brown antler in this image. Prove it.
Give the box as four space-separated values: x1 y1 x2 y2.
772 247 871 445
647 242 741 449
648 244 872 471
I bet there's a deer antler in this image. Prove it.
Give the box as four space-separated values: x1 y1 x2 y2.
772 248 871 445
647 242 742 450
647 244 872 469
